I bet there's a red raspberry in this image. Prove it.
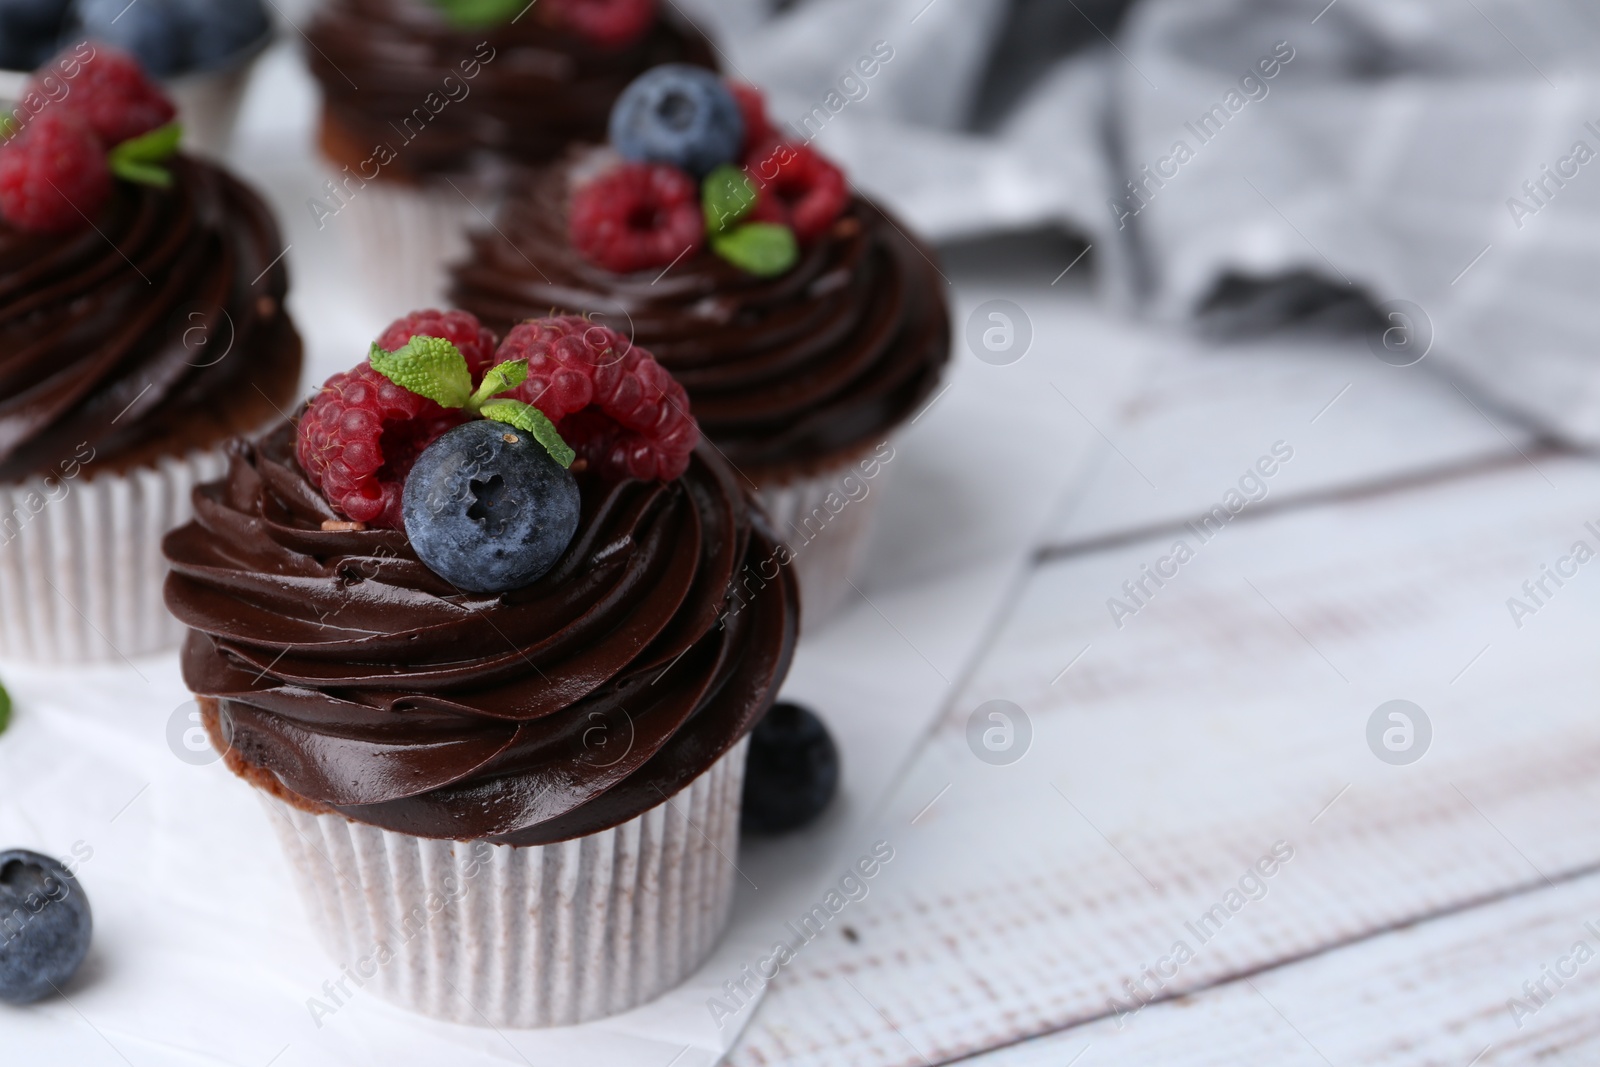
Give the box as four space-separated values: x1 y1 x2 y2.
727 81 774 155
569 162 704 274
32 46 175 147
0 109 111 234
496 316 699 481
745 140 849 243
296 364 465 528
376 309 499 379
547 0 656 50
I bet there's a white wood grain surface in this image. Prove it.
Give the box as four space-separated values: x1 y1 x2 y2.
731 453 1600 1066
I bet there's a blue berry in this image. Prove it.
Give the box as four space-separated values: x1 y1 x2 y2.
609 65 744 178
0 0 70 70
74 0 185 76
741 702 839 834
403 420 581 595
0 850 92 1004
173 0 268 70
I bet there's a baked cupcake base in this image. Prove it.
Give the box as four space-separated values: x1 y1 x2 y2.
754 439 899 625
253 721 748 1028
0 450 229 662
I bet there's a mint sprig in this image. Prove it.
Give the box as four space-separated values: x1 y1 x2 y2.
0 677 9 736
712 222 798 278
368 338 573 466
109 122 183 188
430 0 525 28
481 400 577 468
703 165 758 236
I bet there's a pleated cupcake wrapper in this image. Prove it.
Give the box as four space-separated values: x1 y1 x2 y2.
756 446 896 625
0 449 228 663
333 177 486 318
260 736 749 1029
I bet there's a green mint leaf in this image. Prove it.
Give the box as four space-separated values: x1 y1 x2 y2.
480 399 577 468
711 222 798 278
466 358 529 414
0 677 9 736
110 159 173 188
429 0 525 28
368 336 473 409
109 122 182 188
112 122 182 164
0 114 20 142
702 164 758 236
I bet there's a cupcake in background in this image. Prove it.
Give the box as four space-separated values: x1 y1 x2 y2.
164 311 796 1027
0 46 302 662
303 0 716 314
0 0 274 157
453 68 951 622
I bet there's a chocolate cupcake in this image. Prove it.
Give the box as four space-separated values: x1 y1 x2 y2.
0 48 301 662
164 310 796 1027
304 0 715 314
452 70 950 621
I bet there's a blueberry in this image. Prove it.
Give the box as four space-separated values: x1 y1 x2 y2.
609 64 744 177
0 850 92 1004
74 0 185 76
741 702 839 834
0 0 70 70
172 0 268 70
403 420 581 595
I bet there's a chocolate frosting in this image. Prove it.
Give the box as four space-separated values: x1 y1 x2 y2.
0 157 301 482
306 0 716 178
452 165 951 475
164 421 797 846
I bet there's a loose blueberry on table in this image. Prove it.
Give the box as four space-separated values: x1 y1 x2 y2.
570 65 849 277
297 309 697 594
0 850 93 1004
742 702 840 834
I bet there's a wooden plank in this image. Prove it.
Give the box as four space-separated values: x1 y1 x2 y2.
963 869 1600 1065
1044 334 1536 550
730 454 1600 1067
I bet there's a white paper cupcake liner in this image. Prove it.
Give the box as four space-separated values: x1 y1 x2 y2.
0 448 228 663
332 176 486 319
756 442 896 625
261 736 749 1029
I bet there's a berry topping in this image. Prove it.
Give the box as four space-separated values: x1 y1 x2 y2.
39 45 176 144
569 161 703 274
609 64 744 177
403 420 582 594
296 364 466 529
742 702 840 834
497 316 699 481
0 1 72 72
727 81 773 155
545 0 656 50
746 140 849 244
0 109 111 234
377 308 499 380
0 849 93 1004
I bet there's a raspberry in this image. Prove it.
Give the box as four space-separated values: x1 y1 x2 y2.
376 309 499 379
296 364 465 528
569 162 703 275
496 316 699 481
727 81 773 155
32 46 175 147
0 109 111 234
547 0 656 50
745 140 849 243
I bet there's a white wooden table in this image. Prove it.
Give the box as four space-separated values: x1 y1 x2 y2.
4 39 1594 1067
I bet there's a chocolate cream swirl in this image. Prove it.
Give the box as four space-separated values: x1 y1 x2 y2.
306 0 715 178
452 164 952 475
165 422 797 846
0 156 301 483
